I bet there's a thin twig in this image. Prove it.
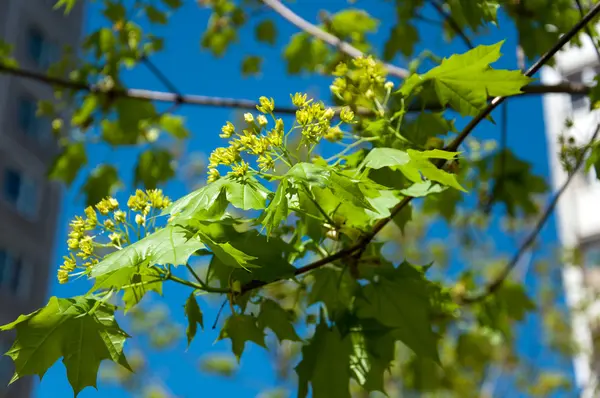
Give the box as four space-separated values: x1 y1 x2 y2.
212 299 229 329
260 0 409 79
460 122 600 304
142 56 183 102
0 63 593 116
430 0 474 49
575 0 600 62
240 0 600 296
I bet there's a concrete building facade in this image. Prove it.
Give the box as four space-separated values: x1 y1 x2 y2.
542 34 600 398
0 1 84 397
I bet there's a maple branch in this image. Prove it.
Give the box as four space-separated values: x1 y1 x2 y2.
430 0 474 49
260 0 410 79
240 0 600 295
141 56 183 100
460 122 600 304
0 63 592 117
575 0 600 63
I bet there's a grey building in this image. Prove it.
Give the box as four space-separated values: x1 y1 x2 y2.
0 1 84 397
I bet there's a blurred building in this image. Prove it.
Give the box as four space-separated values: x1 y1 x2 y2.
0 1 84 397
542 35 600 398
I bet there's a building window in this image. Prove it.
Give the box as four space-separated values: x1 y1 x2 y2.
26 27 57 69
3 170 21 205
27 27 44 66
18 97 37 138
0 249 30 299
2 169 40 220
0 250 7 286
17 96 51 144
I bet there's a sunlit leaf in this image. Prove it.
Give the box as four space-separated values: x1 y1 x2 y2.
0 296 131 396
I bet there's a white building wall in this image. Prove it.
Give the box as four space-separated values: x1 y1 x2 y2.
542 32 600 398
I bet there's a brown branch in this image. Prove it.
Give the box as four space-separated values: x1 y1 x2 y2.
430 0 474 49
460 122 600 304
260 0 410 79
240 0 600 296
141 56 183 100
575 0 600 63
0 63 593 119
0 62 303 114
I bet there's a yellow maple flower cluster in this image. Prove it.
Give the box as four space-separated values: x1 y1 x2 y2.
330 55 390 106
292 93 350 145
207 96 285 182
207 95 356 182
57 189 171 284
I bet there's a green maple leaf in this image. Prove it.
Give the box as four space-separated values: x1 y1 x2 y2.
197 231 257 270
296 317 352 398
402 112 455 147
362 148 465 191
121 267 163 312
361 148 410 170
205 226 296 289
164 177 269 223
400 181 446 197
475 149 548 216
308 268 358 317
159 114 189 139
49 143 87 186
329 9 379 37
260 179 290 237
345 319 396 394
255 20 277 45
222 177 270 211
287 162 329 186
81 164 122 207
184 294 204 348
257 299 301 342
400 41 532 116
91 226 205 293
53 0 78 13
162 179 228 222
355 262 440 362
218 315 266 361
288 163 375 210
0 296 131 396
92 225 205 277
403 149 466 192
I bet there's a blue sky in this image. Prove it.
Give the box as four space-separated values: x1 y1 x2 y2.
32 1 568 397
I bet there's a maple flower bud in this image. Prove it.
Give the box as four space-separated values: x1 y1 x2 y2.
340 107 355 123
325 126 343 142
84 207 97 228
208 168 220 183
104 219 115 230
114 210 126 223
257 115 268 127
257 96 275 113
244 113 254 123
323 108 335 120
220 121 235 138
231 161 249 177
291 93 307 107
135 214 145 226
384 81 394 91
109 232 122 246
57 269 69 284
